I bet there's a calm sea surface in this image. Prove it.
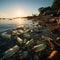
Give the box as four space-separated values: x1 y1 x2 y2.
0 18 38 32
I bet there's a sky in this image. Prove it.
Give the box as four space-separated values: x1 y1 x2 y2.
0 0 54 18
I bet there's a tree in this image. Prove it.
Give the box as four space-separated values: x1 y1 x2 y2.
38 7 45 15
38 6 53 16
52 0 60 11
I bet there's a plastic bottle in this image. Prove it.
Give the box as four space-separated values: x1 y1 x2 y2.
1 32 11 40
2 45 19 60
31 44 46 53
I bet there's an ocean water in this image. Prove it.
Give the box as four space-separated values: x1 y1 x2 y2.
0 18 37 33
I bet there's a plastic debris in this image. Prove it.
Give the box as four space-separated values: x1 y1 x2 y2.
2 45 19 60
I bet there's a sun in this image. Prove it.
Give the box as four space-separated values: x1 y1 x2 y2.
13 8 26 17
15 9 22 17
8 8 27 18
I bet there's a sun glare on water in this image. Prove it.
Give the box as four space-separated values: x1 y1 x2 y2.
13 18 26 25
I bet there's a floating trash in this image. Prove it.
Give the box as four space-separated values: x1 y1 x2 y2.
41 35 52 41
24 39 34 49
1 32 11 40
0 21 55 60
31 44 47 53
11 30 19 36
2 45 19 60
17 37 23 45
23 39 27 44
23 33 31 39
18 30 24 34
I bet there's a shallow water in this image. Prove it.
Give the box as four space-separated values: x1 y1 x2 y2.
0 18 38 32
